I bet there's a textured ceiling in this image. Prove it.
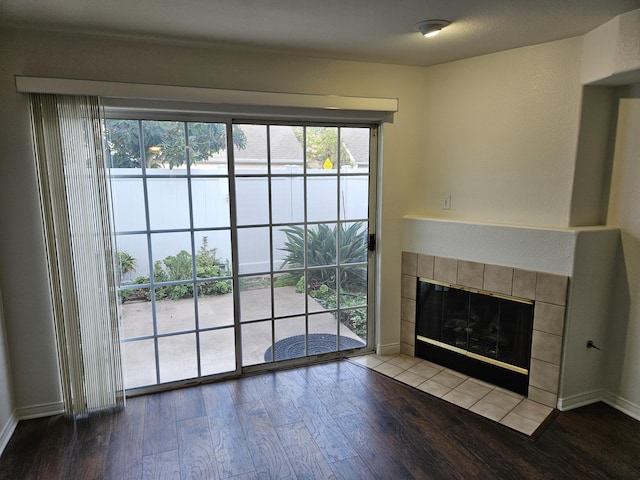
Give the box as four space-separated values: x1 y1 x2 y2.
1 0 639 66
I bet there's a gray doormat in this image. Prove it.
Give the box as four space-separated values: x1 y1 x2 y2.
264 333 365 361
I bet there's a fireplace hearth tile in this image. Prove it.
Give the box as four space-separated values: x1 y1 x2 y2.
387 354 421 370
373 362 404 377
443 389 478 409
500 412 539 436
407 360 443 379
494 386 525 399
351 353 557 436
469 401 509 422
430 369 467 389
455 379 493 399
482 390 522 411
395 370 429 387
351 354 385 369
511 399 553 423
417 379 452 398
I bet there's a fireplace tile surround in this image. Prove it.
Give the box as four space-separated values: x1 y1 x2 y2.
400 251 569 409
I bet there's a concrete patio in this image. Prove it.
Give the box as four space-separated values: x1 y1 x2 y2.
120 286 366 389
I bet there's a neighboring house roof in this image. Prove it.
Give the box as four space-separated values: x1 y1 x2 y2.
341 128 370 168
199 124 369 169
204 124 303 168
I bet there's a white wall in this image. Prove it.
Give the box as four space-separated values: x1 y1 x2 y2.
0 288 17 455
415 37 584 228
605 97 640 416
0 38 63 414
581 9 640 86
0 28 425 410
560 228 619 403
568 86 617 226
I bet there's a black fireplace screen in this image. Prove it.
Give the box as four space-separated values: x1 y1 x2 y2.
416 279 534 372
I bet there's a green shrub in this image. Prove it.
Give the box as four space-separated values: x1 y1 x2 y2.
273 273 297 288
118 237 231 302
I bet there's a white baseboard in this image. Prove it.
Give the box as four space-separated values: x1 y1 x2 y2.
376 342 400 356
557 389 603 411
601 391 640 421
15 401 64 420
0 411 18 457
558 389 640 421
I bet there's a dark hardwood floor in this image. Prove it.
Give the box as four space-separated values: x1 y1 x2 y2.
1 359 639 479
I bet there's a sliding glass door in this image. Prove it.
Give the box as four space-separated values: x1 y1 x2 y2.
236 124 372 368
105 117 376 392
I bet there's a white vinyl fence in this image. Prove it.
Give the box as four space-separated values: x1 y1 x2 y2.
109 167 369 279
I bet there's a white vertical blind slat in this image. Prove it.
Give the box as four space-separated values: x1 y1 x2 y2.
30 94 124 415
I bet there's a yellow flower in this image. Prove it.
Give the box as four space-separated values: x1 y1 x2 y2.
323 157 333 169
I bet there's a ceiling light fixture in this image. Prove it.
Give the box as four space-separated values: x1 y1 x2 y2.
414 19 450 38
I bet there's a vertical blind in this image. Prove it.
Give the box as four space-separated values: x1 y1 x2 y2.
30 94 124 415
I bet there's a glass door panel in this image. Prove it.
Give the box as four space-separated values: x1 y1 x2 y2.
107 119 237 391
235 124 372 368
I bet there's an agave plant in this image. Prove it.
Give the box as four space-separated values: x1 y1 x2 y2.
279 222 367 293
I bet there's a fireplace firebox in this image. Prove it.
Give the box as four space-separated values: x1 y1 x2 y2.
415 278 534 395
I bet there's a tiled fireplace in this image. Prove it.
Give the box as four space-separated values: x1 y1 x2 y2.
400 251 568 409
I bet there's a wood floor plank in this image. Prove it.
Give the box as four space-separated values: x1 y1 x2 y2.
291 389 359 464
329 455 376 480
202 382 256 479
143 389 178 456
0 417 53 479
255 372 303 427
65 413 113 480
28 446 73 480
177 416 218 480
236 399 296 479
276 420 337 479
142 450 180 480
339 412 415 479
380 395 483 478
105 398 145 480
550 404 640 479
226 374 262 405
174 386 207 421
